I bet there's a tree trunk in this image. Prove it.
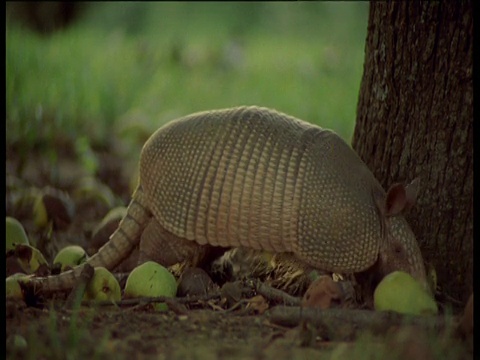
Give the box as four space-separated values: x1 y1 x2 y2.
353 1 472 303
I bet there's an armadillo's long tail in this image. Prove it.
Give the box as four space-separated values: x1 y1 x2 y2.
23 186 151 294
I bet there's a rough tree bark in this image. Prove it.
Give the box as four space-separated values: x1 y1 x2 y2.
352 1 472 303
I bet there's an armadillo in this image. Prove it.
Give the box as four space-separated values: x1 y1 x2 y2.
25 106 428 293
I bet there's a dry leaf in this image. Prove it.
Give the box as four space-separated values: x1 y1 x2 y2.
302 275 342 309
247 295 269 314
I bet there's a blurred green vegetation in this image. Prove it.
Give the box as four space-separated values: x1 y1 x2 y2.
6 2 368 155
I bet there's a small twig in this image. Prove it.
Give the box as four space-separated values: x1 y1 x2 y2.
253 280 302 306
165 298 189 315
224 299 250 313
206 300 225 312
81 291 221 308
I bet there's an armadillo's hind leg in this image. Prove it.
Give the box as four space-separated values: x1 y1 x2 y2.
138 218 227 269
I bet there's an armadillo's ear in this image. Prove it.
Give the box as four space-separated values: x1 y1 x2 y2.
385 183 408 216
404 178 420 209
382 178 419 216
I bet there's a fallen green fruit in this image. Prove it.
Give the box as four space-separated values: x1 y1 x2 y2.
73 177 116 209
6 217 30 252
90 206 127 251
374 271 438 315
15 244 48 274
6 334 28 352
53 245 88 272
33 187 75 230
83 267 121 303
124 261 177 311
32 194 49 228
94 206 127 234
6 273 28 299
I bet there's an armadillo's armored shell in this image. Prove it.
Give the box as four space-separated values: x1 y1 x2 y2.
140 106 384 273
295 129 385 272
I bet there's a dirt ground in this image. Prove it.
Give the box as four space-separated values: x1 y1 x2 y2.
6 300 304 360
5 142 473 359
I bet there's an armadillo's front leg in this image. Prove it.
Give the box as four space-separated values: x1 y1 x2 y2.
138 218 226 268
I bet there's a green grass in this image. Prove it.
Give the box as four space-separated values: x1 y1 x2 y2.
6 2 368 155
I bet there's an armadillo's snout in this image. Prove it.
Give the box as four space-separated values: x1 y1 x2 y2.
410 253 431 294
378 237 430 294
379 216 431 293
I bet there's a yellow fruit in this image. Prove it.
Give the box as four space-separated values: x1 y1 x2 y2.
53 245 88 272
124 261 177 311
83 267 121 303
6 217 29 252
374 271 438 315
